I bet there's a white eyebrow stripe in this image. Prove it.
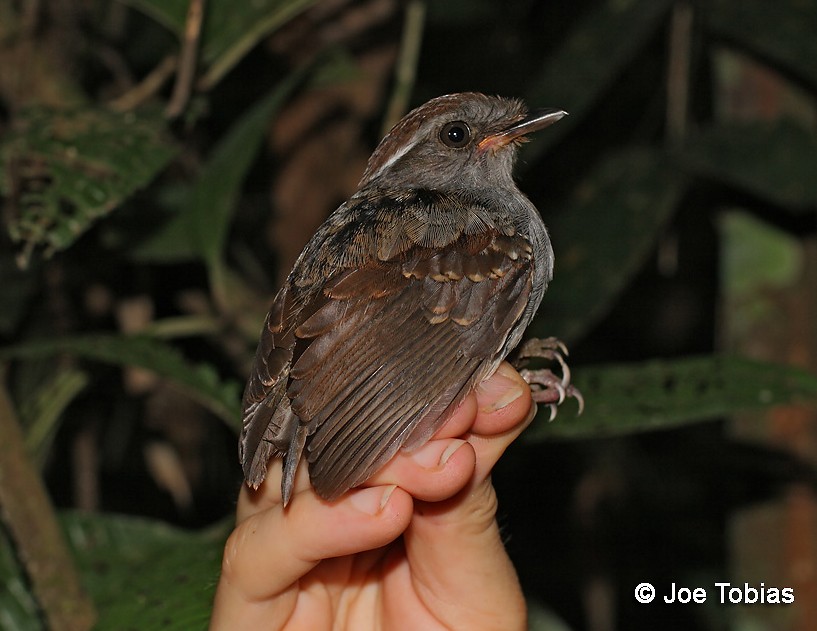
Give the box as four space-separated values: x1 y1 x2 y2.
368 135 419 181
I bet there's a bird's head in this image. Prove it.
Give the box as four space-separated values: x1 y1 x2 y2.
359 92 565 191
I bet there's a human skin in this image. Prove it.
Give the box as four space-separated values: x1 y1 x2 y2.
211 361 533 631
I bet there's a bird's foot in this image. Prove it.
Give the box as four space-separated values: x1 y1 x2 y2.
513 337 584 420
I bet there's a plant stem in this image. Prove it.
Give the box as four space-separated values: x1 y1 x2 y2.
0 376 96 631
166 0 206 119
381 0 426 135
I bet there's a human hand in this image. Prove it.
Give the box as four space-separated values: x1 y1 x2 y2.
210 362 534 631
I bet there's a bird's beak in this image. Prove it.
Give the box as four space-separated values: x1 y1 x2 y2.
477 108 567 152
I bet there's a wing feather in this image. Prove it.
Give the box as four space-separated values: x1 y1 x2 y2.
239 191 542 502
293 243 533 499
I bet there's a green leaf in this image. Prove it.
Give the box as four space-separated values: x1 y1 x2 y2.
527 600 574 631
718 211 804 354
718 210 803 297
199 0 319 88
530 148 683 342
706 0 817 89
678 121 817 211
426 0 500 24
525 356 817 442
19 367 89 468
119 0 319 87
64 511 227 630
0 335 241 431
130 70 304 274
120 183 198 264
0 511 223 631
191 73 303 275
523 0 674 159
0 524 43 630
0 107 177 267
115 0 189 34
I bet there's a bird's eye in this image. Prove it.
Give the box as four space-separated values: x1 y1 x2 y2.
439 121 471 148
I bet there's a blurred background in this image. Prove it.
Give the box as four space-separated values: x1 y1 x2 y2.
1 0 816 629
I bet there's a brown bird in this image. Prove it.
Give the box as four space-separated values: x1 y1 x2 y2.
240 92 581 505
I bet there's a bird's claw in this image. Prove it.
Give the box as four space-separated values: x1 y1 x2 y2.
514 336 584 420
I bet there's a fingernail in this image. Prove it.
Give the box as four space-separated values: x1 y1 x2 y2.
379 484 397 511
439 439 466 465
350 485 397 515
479 363 525 412
411 440 466 468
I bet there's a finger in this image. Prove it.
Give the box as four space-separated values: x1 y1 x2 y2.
364 385 480 500
236 478 276 522
397 483 526 630
429 390 478 439
395 364 533 629
212 483 413 629
366 437 476 501
468 361 535 482
240 435 477 515
236 455 312 521
472 361 533 437
230 484 411 598
367 362 531 500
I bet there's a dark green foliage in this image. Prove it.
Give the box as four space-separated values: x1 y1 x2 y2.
532 148 683 342
678 121 817 211
526 356 817 441
0 335 242 429
0 512 227 631
707 0 817 87
1 107 176 266
66 512 227 631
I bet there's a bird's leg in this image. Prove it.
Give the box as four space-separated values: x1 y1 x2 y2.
512 336 584 421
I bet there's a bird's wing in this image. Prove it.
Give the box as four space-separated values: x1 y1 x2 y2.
239 191 538 500
289 227 534 500
239 284 301 488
